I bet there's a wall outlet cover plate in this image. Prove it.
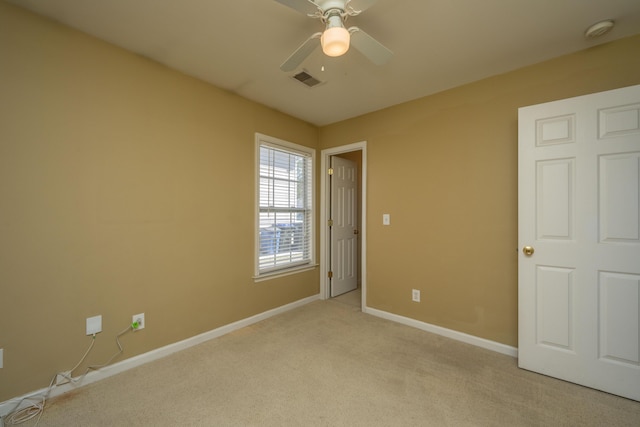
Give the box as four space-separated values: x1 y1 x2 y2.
132 313 145 330
86 315 102 335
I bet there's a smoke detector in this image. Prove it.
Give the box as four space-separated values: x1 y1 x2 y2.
584 20 614 39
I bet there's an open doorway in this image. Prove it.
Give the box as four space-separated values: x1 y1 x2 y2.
320 142 367 309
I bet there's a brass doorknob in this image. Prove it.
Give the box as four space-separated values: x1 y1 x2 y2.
354 229 359 235
523 246 535 256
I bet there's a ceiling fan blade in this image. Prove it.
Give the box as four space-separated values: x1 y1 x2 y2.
346 0 378 14
280 32 322 72
274 0 320 16
348 27 393 65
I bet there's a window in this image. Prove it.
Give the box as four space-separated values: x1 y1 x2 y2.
255 134 315 278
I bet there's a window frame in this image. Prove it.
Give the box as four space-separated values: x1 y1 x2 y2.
254 133 316 281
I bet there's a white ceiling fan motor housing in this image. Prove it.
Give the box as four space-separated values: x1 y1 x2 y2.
315 0 348 13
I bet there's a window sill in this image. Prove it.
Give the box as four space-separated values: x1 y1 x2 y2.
253 264 319 283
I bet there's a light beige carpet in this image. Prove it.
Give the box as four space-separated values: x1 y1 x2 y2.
332 287 361 308
29 299 640 426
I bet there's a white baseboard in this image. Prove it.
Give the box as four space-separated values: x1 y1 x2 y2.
0 294 319 418
363 306 518 358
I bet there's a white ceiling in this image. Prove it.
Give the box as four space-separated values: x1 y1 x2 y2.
8 0 640 126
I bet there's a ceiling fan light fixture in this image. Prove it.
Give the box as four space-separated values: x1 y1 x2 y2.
321 12 350 57
277 0 393 71
321 26 350 57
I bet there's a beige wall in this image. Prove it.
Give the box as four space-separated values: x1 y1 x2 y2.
319 34 640 347
0 3 318 401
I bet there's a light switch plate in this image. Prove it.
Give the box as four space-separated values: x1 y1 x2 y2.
86 315 102 335
0 348 3 368
383 214 390 225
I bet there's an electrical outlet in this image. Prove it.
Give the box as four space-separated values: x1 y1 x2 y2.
132 313 145 331
412 289 421 302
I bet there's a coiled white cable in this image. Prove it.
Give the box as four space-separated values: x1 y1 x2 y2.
2 324 133 425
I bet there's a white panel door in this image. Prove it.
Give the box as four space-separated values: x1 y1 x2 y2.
518 84 640 401
330 156 358 297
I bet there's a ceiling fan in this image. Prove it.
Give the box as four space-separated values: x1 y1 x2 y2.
275 0 393 72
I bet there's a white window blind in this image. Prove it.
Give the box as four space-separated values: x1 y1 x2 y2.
256 135 314 276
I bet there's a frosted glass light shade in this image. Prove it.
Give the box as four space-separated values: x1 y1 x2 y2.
321 26 350 57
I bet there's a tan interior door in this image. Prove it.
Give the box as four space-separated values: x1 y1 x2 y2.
518 84 640 401
330 155 358 297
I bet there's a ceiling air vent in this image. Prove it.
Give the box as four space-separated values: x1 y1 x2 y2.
292 71 322 88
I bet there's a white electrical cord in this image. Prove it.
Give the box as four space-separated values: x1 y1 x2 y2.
82 325 131 373
2 370 56 426
2 325 133 426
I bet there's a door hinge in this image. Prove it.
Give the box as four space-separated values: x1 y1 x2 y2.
328 271 333 279
328 167 334 175
328 219 334 227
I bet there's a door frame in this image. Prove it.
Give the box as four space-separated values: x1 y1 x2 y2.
320 141 367 307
